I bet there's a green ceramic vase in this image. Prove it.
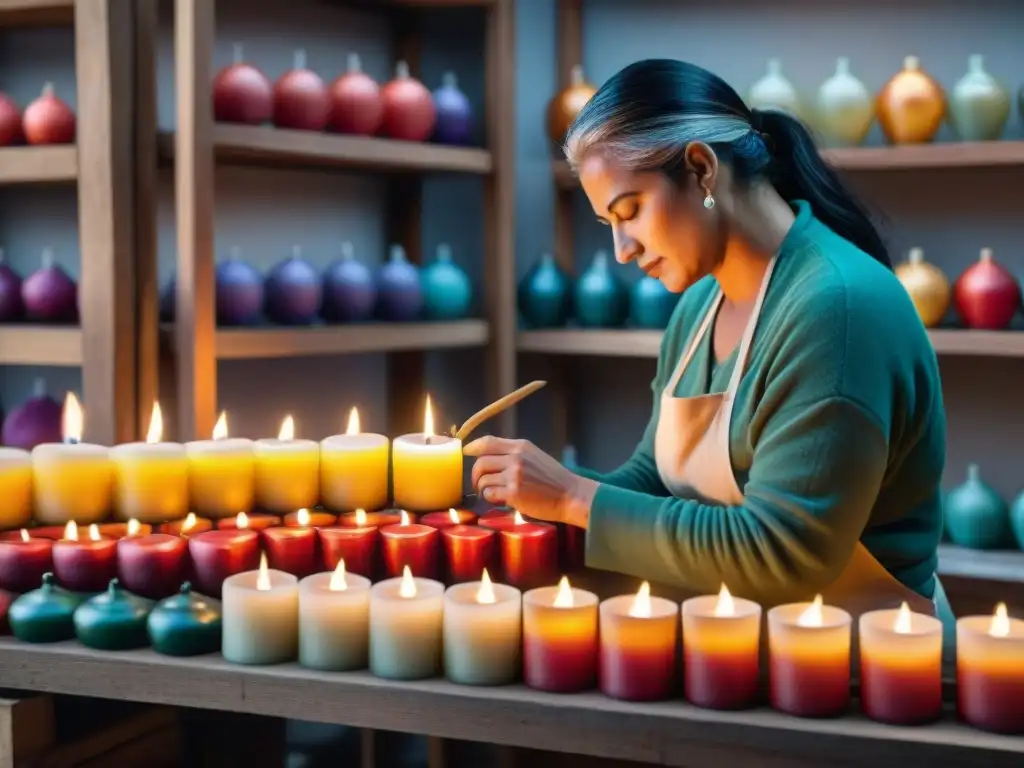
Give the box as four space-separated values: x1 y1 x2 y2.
948 54 1010 142
74 578 155 651
147 582 222 657
1009 492 1024 551
517 253 572 328
421 244 473 321
630 275 678 329
8 573 85 643
574 250 627 328
943 464 1011 550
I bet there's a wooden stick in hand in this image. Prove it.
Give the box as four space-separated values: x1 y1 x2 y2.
452 381 547 442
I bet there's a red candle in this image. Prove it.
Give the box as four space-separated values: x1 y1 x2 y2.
419 507 477 530
957 603 1024 734
0 588 13 634
97 520 153 539
217 511 280 531
188 529 260 597
478 509 517 532
337 509 405 528
117 533 189 599
0 529 53 593
25 526 68 541
52 522 118 593
441 525 496 585
500 512 558 591
283 508 337 528
262 526 317 578
523 577 599 692
559 523 586 571
157 513 213 537
317 525 379 580
379 511 439 580
599 582 679 701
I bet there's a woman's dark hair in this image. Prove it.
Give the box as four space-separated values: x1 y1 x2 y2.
564 59 890 267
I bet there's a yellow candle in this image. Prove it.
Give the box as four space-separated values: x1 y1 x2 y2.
319 407 388 512
957 602 1024 733
392 396 462 512
254 415 319 513
0 447 32 529
298 560 371 671
443 569 522 685
222 552 299 665
369 565 444 680
523 576 599 692
31 393 112 525
599 582 678 701
185 411 255 519
109 402 188 523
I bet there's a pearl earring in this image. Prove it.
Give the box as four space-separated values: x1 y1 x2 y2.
703 191 715 210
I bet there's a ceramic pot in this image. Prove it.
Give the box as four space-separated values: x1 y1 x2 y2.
73 578 155 650
747 59 801 118
574 250 628 328
1009 492 1024 551
894 248 951 328
814 57 874 147
943 464 1011 550
953 248 1021 331
630 275 678 329
517 253 572 328
948 54 1010 142
546 65 597 146
421 244 473 321
877 55 946 144
8 572 84 643
147 581 222 656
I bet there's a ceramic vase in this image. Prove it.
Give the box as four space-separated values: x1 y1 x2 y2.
747 59 801 119
948 54 1010 142
814 57 874 147
517 253 571 328
877 55 946 144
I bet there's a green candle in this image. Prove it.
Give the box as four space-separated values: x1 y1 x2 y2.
147 581 222 656
8 572 84 643
74 578 155 650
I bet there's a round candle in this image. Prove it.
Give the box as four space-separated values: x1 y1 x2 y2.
52 522 118 593
443 570 521 685
768 595 852 718
97 519 151 539
391 396 462 512
420 508 477 530
298 561 371 671
441 525 496 585
222 553 299 665
188 528 260 597
109 402 188 523
319 407 389 512
116 532 189 599
600 582 678 702
185 412 255 519
523 576 599 693
478 509 517 532
283 508 336 528
0 530 53 593
262 525 317 578
682 584 762 710
957 602 1024 734
317 524 379 580
0 448 32 529
337 509 404 528
380 511 440 580
157 513 213 537
369 566 444 680
254 415 319 514
500 512 558 591
217 512 280 531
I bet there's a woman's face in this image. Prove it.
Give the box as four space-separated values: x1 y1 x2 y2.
577 147 726 293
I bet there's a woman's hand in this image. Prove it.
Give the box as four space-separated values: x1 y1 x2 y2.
463 436 597 528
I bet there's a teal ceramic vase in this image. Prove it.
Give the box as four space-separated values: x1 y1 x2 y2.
8 572 85 643
1009 492 1024 551
517 252 571 328
630 275 678 329
421 244 472 320
73 578 155 651
948 54 1010 142
574 250 627 328
147 582 222 656
943 464 1011 550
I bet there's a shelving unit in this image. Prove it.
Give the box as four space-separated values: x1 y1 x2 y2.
0 0 137 445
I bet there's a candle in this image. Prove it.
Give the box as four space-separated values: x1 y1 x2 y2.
0 448 32 530
222 553 299 665
441 525 496 585
379 510 440 580
443 569 522 685
187 528 260 597
523 576 599 692
600 581 678 702
217 511 281 531
420 507 477 530
369 565 444 680
185 411 255 519
957 602 1024 733
337 509 404 528
500 511 558 591
478 509 517 532
52 522 118 593
97 519 151 539
283 508 336 528
298 560 371 671
317 514 379 579
254 415 319 514
116 532 189 599
0 529 53 593
31 393 113 525
319 407 389 512
109 402 189 523
262 525 317 578
157 512 213 537
391 396 463 512
859 602 943 725
681 584 761 710
768 594 852 718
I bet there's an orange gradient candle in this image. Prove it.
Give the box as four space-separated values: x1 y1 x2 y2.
599 582 678 701
185 412 255 519
500 511 558 591
391 396 463 513
957 603 1024 734
254 416 320 514
319 408 389 513
523 576 598 693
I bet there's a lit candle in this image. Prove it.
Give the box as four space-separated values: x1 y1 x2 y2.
217 511 281 531
369 565 444 680
319 407 389 513
31 393 113 525
478 509 517 532
109 402 189 523
222 553 299 665
116 532 189 599
0 448 32 530
254 415 320 514
0 529 53 593
298 560 371 671
599 581 678 702
957 602 1024 733
51 522 118 593
859 601 942 725
768 594 852 717
157 512 213 537
500 511 558 591
523 576 599 692
185 411 255 519
283 507 336 528
391 396 462 512
317 510 379 580
420 507 477 530
441 524 496 585
681 584 761 710
187 528 260 598
262 523 317 578
379 510 440 580
337 509 404 528
97 519 152 539
443 569 521 685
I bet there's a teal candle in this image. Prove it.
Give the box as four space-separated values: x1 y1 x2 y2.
369 566 444 680
443 572 521 685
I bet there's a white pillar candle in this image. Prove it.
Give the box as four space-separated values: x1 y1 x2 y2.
185 411 255 519
298 560 371 671
391 396 462 512
254 415 320 513
222 552 299 665
320 407 389 512
369 565 444 680
443 570 522 685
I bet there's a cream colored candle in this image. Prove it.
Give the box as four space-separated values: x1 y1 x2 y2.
600 582 678 701
0 447 32 529
31 392 112 525
392 396 462 512
222 552 299 665
254 415 319 513
443 569 522 685
298 560 371 671
369 565 444 679
523 576 599 692
957 602 1024 734
185 411 255 519
319 407 389 512
109 402 188 523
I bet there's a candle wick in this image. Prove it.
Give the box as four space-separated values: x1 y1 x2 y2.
64 437 79 445
424 435 433 446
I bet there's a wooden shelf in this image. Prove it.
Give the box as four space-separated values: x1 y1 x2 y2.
0 0 73 27
0 326 82 366
937 545 1024 583
157 126 493 175
0 146 77 185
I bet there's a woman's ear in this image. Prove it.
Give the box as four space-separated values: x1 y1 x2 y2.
683 142 719 192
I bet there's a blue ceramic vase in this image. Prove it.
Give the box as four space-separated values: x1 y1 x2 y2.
943 464 1011 550
574 250 627 328
517 252 571 328
630 274 678 329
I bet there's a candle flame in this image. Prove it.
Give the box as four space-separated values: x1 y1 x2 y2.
346 407 360 435
63 520 78 541
399 565 417 598
476 568 496 604
796 594 824 628
182 512 197 533
145 401 163 443
399 510 411 526
354 509 367 526
20 529 29 542
62 392 83 443
329 559 347 591
88 524 100 541
236 511 249 529
423 395 434 437
553 576 574 608
212 411 229 440
278 415 294 441
448 508 460 524
628 581 652 618
894 601 912 634
256 552 271 591
714 583 735 618
296 508 310 526
990 602 1011 638
513 510 525 525
126 519 141 537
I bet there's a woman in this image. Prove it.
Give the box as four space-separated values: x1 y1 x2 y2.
466 59 954 642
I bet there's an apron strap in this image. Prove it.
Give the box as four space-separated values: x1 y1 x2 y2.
725 255 778 397
665 290 723 394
